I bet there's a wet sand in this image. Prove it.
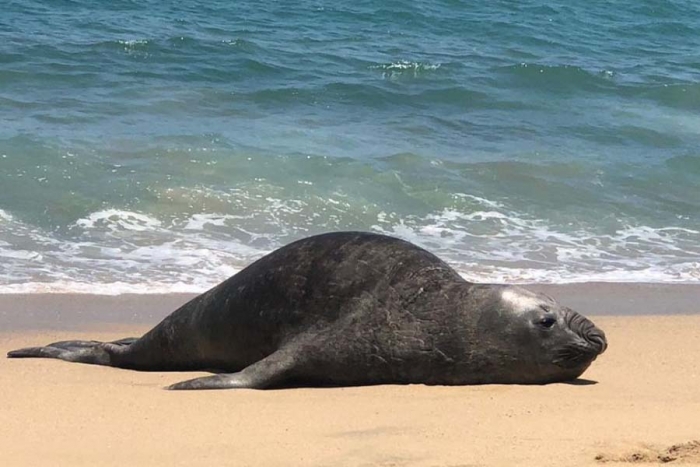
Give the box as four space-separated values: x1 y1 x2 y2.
1 284 699 466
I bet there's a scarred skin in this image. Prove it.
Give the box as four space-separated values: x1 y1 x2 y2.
7 231 607 390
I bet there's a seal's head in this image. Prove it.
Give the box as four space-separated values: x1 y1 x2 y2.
473 285 607 384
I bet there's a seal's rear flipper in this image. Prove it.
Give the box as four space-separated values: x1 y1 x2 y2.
7 338 136 366
167 347 298 390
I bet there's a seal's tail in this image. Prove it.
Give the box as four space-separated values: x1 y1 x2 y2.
7 337 138 366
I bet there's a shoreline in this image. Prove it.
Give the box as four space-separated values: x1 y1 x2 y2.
0 282 698 331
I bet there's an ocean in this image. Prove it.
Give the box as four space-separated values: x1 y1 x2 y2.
1 0 699 294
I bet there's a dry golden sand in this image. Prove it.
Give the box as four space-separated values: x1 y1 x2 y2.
0 290 699 466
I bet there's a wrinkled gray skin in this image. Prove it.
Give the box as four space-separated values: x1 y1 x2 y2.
8 232 607 390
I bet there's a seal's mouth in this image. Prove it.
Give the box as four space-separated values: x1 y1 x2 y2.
552 342 602 369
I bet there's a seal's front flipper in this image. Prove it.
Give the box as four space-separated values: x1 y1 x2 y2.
167 347 298 390
7 339 125 366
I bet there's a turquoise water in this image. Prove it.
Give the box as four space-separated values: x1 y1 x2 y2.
1 0 699 293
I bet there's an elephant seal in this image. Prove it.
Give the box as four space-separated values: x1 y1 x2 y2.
8 231 607 390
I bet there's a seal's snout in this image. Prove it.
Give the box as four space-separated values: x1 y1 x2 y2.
585 328 607 354
565 310 608 355
553 314 608 370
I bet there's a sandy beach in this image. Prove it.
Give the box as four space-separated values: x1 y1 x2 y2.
1 283 699 467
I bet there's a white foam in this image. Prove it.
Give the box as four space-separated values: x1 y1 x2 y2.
452 193 505 209
1 195 699 295
117 40 149 46
0 209 13 222
371 199 700 285
0 249 41 260
371 61 442 79
377 61 441 71
0 280 214 295
75 209 162 232
182 213 244 230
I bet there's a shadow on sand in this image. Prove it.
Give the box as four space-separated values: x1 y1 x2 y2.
563 378 598 386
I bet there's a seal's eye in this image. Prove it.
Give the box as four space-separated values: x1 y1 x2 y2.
538 317 556 328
